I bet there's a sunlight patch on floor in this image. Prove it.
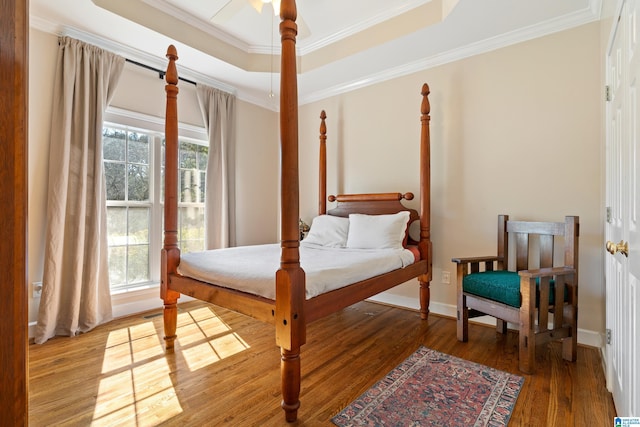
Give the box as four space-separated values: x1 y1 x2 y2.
177 307 250 371
181 332 250 371
93 358 182 425
91 305 250 424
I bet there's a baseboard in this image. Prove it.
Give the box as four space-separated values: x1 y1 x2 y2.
28 286 195 339
366 293 603 348
28 289 604 350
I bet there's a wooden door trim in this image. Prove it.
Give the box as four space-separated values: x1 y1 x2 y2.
0 0 29 424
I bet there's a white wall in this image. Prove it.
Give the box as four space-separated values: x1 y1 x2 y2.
298 21 604 346
28 28 57 326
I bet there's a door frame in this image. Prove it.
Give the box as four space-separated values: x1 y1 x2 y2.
0 0 29 423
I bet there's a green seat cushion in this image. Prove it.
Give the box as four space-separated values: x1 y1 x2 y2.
463 270 565 308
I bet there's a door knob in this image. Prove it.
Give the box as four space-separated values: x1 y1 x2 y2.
606 240 629 257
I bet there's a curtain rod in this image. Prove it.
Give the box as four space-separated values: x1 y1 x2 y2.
126 58 197 86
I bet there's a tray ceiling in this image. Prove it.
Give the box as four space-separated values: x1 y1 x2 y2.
30 0 604 108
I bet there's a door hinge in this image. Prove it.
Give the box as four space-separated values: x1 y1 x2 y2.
605 85 611 102
606 328 612 345
606 206 612 223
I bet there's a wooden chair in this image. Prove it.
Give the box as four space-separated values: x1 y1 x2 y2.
452 215 579 373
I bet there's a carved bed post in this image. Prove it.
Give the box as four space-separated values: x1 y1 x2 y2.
419 83 432 320
319 110 327 215
161 45 181 350
276 0 306 422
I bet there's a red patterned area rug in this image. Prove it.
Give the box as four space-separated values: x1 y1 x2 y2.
332 346 524 426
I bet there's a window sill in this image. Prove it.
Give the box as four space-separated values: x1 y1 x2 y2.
111 282 194 319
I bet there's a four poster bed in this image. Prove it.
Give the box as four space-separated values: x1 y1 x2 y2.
160 0 432 422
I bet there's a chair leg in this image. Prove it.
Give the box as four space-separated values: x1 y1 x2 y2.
562 337 577 362
519 276 536 374
518 330 534 374
496 319 507 334
562 303 578 362
562 280 578 362
456 265 469 342
457 293 469 342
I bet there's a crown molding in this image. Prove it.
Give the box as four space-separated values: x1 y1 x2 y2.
31 0 603 111
140 0 252 52
29 17 237 96
141 0 430 57
300 0 602 105
297 0 431 55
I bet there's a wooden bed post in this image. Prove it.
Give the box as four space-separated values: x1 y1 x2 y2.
276 0 306 422
419 83 432 320
318 110 327 215
161 45 181 350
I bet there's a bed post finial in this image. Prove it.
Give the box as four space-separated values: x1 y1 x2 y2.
419 83 432 320
319 110 327 215
166 45 178 86
421 83 430 116
280 0 297 24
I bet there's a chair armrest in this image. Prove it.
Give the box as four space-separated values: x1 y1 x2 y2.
451 255 502 264
519 267 577 312
518 266 576 278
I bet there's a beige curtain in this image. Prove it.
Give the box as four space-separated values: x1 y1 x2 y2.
35 37 125 344
196 84 237 249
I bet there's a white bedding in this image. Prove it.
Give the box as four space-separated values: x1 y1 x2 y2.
176 242 416 300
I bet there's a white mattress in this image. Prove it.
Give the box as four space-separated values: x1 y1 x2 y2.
176 242 416 300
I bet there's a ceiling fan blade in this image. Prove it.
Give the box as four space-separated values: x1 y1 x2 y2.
297 14 311 39
248 0 264 14
211 0 248 24
271 0 281 16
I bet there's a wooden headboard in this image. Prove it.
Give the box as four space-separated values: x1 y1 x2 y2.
317 107 427 251
326 192 419 246
326 192 417 217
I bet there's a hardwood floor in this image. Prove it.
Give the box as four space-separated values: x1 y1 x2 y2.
29 300 616 426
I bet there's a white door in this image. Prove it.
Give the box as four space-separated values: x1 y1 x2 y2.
629 0 640 416
605 0 640 417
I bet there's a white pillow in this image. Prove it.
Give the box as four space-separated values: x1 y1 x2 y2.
346 211 410 249
302 215 349 247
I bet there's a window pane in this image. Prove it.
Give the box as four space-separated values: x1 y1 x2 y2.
108 246 126 287
127 244 149 284
197 146 208 170
180 169 201 203
179 206 205 238
179 143 197 169
105 162 126 201
199 171 206 201
128 132 149 164
103 128 126 161
128 208 149 244
179 206 205 253
128 164 149 201
181 239 205 254
107 207 127 245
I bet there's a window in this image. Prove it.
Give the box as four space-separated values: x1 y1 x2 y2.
104 128 152 290
103 124 208 293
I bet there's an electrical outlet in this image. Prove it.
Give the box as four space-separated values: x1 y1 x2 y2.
441 271 450 284
32 281 43 298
